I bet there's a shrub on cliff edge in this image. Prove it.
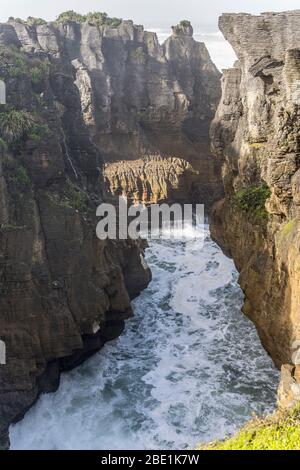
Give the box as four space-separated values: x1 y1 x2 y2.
56 11 122 28
27 17 47 26
0 109 35 143
233 183 271 219
180 20 191 28
56 11 87 23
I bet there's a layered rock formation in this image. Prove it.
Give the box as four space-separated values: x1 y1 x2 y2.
102 22 222 206
210 10 300 404
105 157 197 204
6 17 221 207
96 20 221 206
0 21 152 449
0 13 222 449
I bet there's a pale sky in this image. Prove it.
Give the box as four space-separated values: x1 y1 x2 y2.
1 1 299 70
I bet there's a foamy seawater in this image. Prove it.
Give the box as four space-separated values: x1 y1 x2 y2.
10 227 279 450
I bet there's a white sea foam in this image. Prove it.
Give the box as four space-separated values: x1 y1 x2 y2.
10 226 279 450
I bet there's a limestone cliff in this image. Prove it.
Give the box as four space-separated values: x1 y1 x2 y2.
0 21 151 449
210 10 300 405
0 13 221 449
7 17 221 207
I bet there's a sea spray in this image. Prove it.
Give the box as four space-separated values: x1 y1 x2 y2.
10 226 279 450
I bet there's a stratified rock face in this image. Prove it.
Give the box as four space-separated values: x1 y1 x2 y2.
210 11 300 381
0 22 151 448
105 156 198 204
277 364 300 409
8 18 221 207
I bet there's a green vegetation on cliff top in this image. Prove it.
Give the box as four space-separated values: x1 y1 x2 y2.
9 11 123 28
9 16 46 25
199 404 300 450
55 11 122 28
180 20 191 27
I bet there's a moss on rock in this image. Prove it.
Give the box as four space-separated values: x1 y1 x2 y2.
233 183 271 219
279 219 297 241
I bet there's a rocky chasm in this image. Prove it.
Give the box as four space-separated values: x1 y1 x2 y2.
0 16 222 449
2 9 300 451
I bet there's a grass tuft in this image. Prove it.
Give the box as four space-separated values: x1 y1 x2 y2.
199 404 300 450
279 219 297 241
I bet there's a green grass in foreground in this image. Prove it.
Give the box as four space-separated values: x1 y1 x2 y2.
199 404 300 450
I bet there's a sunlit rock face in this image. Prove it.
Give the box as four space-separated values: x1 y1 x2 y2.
210 11 300 397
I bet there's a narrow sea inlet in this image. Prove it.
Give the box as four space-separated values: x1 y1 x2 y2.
10 227 279 450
